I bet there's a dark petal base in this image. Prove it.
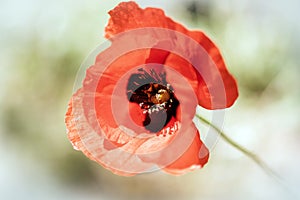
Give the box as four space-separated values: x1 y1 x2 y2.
127 68 179 133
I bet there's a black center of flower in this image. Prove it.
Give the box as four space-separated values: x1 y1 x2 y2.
127 68 179 133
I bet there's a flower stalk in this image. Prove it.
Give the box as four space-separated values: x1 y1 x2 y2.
195 114 280 179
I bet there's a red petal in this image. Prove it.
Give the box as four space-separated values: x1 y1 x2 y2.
65 91 96 162
138 122 209 172
94 50 154 144
187 31 239 109
163 127 209 175
105 2 176 39
65 89 139 176
105 1 238 109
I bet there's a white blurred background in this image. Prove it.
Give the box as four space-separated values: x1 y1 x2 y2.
0 0 299 199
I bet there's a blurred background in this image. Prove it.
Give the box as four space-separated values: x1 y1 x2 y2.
0 0 299 199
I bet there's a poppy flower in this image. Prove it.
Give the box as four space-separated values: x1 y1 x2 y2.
65 1 238 176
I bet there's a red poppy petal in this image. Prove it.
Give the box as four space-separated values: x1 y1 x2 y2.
65 92 96 162
93 50 154 145
162 127 209 175
137 122 208 172
105 1 238 109
187 31 239 109
105 2 177 39
146 45 170 64
65 89 138 176
163 52 199 96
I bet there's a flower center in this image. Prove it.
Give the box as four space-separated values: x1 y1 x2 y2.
127 68 179 133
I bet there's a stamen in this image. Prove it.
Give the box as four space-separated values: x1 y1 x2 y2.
156 121 181 137
127 68 179 133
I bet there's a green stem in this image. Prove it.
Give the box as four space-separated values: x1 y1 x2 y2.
195 114 280 179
